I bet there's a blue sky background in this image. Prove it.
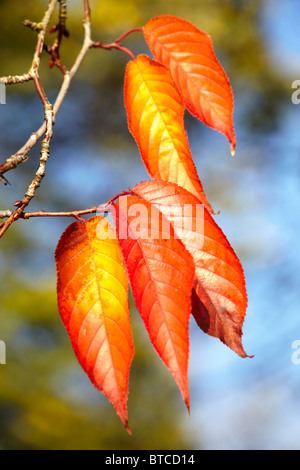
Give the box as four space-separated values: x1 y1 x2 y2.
187 0 300 449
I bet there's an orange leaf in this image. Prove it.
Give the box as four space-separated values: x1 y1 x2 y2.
55 216 134 433
112 195 195 410
143 15 236 155
124 54 215 214
133 180 250 358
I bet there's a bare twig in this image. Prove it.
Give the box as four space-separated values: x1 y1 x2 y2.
92 41 136 61
45 0 69 72
0 0 138 238
0 0 95 239
0 1 139 181
0 190 133 221
0 174 10 185
22 206 101 219
0 210 13 219
0 205 102 221
0 0 58 237
0 107 54 237
0 0 57 88
0 0 94 182
83 0 91 20
30 0 57 105
92 27 142 61
0 0 57 181
0 73 33 85
57 0 69 37
23 19 43 33
114 27 143 43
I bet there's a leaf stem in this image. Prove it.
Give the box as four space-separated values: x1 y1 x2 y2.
114 27 143 43
92 23 142 62
92 41 136 61
0 191 134 222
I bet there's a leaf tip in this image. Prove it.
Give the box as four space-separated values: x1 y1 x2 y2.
116 405 132 434
185 398 190 416
124 421 133 436
230 142 236 156
245 353 254 359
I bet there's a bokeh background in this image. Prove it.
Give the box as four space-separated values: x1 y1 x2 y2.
0 0 299 450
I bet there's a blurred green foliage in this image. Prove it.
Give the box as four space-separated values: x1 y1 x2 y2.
0 269 196 449
0 0 290 450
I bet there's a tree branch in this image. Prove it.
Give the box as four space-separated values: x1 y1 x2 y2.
0 0 95 238
0 0 57 181
0 0 137 238
0 190 133 223
44 0 69 72
0 0 94 182
0 72 33 85
0 206 102 222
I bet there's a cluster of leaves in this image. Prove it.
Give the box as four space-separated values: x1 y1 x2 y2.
55 15 251 434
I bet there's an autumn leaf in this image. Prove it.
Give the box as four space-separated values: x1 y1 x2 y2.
55 216 134 433
124 54 215 214
143 15 236 155
112 195 195 410
133 180 250 358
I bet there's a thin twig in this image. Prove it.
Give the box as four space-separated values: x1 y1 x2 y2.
0 204 109 221
23 19 43 33
83 0 91 20
0 0 58 88
0 0 94 182
22 206 101 219
0 0 94 239
0 0 138 238
30 0 57 105
0 73 33 85
0 175 10 185
92 26 142 60
0 0 58 237
0 191 133 221
0 210 13 219
43 43 68 74
45 0 69 72
93 41 136 61
0 0 58 180
0 2 139 180
57 0 69 36
114 27 143 43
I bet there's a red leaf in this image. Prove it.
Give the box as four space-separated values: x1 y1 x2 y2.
143 15 236 155
124 54 215 214
55 216 134 433
133 180 250 358
112 195 195 409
